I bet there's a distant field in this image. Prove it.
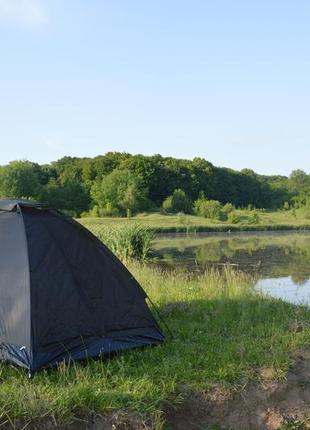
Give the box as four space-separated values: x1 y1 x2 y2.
79 209 310 233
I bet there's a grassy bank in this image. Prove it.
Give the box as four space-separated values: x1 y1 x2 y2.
79 209 310 233
1 265 310 428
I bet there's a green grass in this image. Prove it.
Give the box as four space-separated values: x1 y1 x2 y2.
1 265 310 428
79 208 310 233
88 223 154 262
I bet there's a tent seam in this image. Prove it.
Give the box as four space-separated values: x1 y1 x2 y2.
18 204 33 375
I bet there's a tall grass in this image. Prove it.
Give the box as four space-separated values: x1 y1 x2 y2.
88 223 154 262
1 265 310 428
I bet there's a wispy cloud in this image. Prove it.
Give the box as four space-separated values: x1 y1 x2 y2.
0 0 47 28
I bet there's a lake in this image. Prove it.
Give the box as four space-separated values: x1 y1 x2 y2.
152 231 310 305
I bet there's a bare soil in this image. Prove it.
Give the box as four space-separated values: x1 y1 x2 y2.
165 348 310 430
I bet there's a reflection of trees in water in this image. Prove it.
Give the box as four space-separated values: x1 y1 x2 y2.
290 272 310 285
157 234 310 279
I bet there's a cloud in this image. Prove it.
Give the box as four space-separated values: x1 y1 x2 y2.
0 0 47 28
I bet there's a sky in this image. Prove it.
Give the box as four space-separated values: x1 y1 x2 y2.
0 0 309 176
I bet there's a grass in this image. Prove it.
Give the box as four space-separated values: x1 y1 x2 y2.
1 264 310 428
88 223 154 262
79 208 310 234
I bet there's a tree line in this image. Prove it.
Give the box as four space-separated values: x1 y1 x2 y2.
0 152 308 217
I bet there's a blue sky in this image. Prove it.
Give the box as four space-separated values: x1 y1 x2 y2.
0 0 309 175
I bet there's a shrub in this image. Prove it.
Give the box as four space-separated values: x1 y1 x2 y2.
228 212 240 224
162 189 192 214
222 203 235 214
194 194 223 220
248 211 260 224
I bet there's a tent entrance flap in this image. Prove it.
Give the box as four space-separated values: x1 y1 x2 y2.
0 212 31 352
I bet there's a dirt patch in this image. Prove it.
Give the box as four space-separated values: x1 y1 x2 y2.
165 349 310 430
0 411 148 430
72 411 149 430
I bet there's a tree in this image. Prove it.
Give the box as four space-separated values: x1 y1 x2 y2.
162 189 192 213
289 170 309 190
91 169 148 216
289 170 310 207
42 178 90 217
0 160 41 199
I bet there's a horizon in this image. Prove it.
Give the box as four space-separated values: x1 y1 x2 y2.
1 0 310 175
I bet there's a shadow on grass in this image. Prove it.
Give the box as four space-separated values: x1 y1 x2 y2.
0 295 310 429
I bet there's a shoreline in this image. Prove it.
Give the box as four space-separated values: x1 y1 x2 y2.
149 223 310 234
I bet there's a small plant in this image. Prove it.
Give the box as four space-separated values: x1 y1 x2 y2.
248 211 260 224
228 212 240 224
222 203 235 215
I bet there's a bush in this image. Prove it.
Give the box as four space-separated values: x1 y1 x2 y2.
222 203 235 214
248 211 260 224
162 189 192 214
228 212 240 224
194 194 223 220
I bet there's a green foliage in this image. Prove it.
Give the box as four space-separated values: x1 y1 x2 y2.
289 169 309 190
222 203 235 214
0 160 42 199
0 153 309 215
248 210 260 224
228 212 240 224
88 224 154 262
91 169 149 216
304 211 310 220
194 194 223 220
162 189 192 214
42 177 90 217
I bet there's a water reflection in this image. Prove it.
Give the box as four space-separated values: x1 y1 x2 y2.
153 232 310 304
256 277 310 305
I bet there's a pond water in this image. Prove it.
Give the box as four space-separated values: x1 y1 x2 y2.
152 231 310 305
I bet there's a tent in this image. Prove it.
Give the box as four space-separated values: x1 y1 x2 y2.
0 199 164 375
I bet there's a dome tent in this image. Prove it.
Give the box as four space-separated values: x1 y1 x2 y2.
0 199 164 375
